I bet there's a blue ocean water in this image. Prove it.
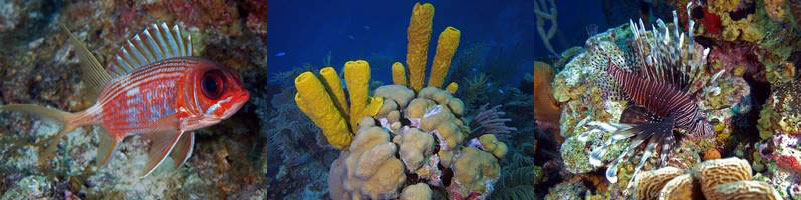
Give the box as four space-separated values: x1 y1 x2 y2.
266 0 607 84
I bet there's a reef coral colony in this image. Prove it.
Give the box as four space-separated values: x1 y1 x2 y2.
551 0 801 199
293 3 510 199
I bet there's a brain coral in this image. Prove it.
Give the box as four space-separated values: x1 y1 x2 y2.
630 157 781 200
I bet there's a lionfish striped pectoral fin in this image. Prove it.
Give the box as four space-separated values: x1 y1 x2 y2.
587 122 635 167
603 117 674 184
605 137 645 183
140 115 183 178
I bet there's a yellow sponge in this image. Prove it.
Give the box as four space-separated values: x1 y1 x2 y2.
294 73 352 149
319 67 349 114
392 62 408 86
345 60 371 129
407 3 435 92
446 82 458 94
365 96 385 117
428 27 460 88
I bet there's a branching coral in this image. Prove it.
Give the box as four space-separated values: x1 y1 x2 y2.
534 0 558 56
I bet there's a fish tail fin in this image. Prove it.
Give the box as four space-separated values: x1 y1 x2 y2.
0 104 83 148
0 104 79 128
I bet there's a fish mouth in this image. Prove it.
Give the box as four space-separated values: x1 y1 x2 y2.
239 92 250 102
221 92 249 118
233 91 250 104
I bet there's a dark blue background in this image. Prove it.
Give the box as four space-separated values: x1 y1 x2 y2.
266 0 609 84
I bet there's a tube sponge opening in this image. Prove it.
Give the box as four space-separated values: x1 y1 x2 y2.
319 67 349 114
345 60 372 129
392 62 408 86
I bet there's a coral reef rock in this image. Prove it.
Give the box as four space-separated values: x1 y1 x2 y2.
295 3 508 200
631 157 781 200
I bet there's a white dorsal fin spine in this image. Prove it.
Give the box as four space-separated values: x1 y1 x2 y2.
128 39 148 66
187 34 193 57
151 24 170 59
121 48 137 71
106 22 193 78
163 23 179 58
173 25 185 57
133 35 154 62
143 29 164 61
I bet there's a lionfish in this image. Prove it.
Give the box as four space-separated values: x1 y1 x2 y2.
585 3 724 191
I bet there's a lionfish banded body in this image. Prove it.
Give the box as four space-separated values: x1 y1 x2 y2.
0 23 250 177
586 4 723 192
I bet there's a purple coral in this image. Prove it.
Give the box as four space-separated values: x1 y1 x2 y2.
469 104 517 140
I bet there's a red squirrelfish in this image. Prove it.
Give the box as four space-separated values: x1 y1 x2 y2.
0 23 250 177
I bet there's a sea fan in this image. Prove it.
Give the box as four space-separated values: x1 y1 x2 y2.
587 3 724 192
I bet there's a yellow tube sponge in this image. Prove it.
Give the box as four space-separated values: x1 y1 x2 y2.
446 82 458 94
365 96 385 117
319 67 349 114
344 60 371 129
294 72 352 149
406 3 435 92
428 27 460 88
392 62 408 86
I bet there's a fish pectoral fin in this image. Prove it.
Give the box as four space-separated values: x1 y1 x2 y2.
141 114 182 133
140 128 184 178
96 127 121 167
169 131 195 169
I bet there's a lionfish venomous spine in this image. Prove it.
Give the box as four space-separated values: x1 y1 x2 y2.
584 3 725 192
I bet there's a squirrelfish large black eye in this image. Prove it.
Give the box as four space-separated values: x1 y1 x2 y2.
202 70 225 99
